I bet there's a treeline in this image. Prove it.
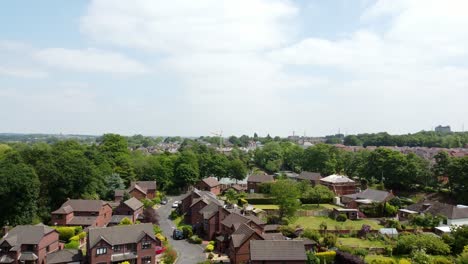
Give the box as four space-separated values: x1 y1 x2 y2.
0 134 249 227
254 142 468 204
342 131 468 148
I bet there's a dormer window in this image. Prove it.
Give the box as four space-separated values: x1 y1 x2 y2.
142 241 151 249
96 247 107 255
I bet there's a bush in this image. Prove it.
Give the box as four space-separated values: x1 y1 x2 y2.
411 249 431 264
315 251 336 263
208 240 215 246
153 225 162 234
278 225 296 238
386 219 402 229
155 233 166 241
73 226 83 234
370 257 397 264
78 232 86 239
142 198 155 209
394 234 450 255
189 235 202 244
398 259 411 264
181 225 193 238
431 256 453 264
336 251 365 264
336 213 347 222
55 227 76 242
119 217 132 225
64 240 79 249
353 248 368 258
205 244 214 252
323 233 337 248
302 228 321 242
169 210 179 220
151 197 161 205
162 246 177 264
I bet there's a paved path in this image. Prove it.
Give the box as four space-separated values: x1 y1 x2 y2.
158 195 206 264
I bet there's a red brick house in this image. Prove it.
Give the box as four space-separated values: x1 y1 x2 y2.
0 224 60 264
46 249 83 264
227 223 264 264
195 177 221 195
114 181 157 202
87 224 160 264
51 199 113 228
179 189 224 226
110 198 144 226
319 174 359 196
247 174 274 193
249 240 307 264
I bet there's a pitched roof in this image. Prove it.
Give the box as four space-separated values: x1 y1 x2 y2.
123 197 144 211
263 224 279 232
199 203 220 220
114 190 125 197
68 216 98 226
230 184 246 191
405 201 468 219
298 171 322 181
343 189 393 203
244 214 265 226
250 240 307 261
221 213 251 228
261 232 285 240
52 199 109 214
0 224 56 249
88 223 155 248
109 215 132 224
230 223 257 248
320 174 355 184
131 181 157 192
201 177 220 188
247 174 274 183
47 249 83 264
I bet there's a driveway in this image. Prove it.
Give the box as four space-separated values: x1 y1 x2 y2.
158 195 206 264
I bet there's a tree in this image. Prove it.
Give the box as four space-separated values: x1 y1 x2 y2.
302 144 342 175
303 185 335 206
224 188 239 205
228 159 247 181
450 225 468 254
0 152 40 226
343 135 363 146
174 151 200 189
254 142 283 173
270 179 300 219
141 208 159 224
447 156 468 203
119 217 132 225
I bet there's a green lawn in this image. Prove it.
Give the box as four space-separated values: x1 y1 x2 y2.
293 216 383 230
337 237 386 248
252 204 279 210
300 204 341 211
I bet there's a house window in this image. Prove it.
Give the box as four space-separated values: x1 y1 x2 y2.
96 247 107 255
142 256 151 264
113 245 121 252
142 241 151 249
56 215 63 219
46 246 50 252
26 245 34 251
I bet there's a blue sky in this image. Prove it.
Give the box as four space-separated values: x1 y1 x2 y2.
1 0 468 137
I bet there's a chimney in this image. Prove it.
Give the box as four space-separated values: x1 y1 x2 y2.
2 226 9 237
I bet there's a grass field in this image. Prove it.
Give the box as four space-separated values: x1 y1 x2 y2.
293 216 383 230
337 237 387 248
299 204 341 210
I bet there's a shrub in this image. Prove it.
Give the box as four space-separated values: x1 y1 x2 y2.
385 203 398 216
78 232 86 239
322 233 337 248
169 210 179 220
119 217 132 225
336 213 347 222
73 226 83 234
411 249 431 264
142 198 155 208
431 256 453 264
205 244 214 252
302 228 321 242
358 224 371 238
208 240 215 246
353 248 368 258
64 240 79 249
278 225 296 238
386 219 402 229
181 225 193 238
155 233 166 241
336 251 365 264
394 234 450 255
398 259 411 264
315 251 336 263
153 225 162 234
151 197 161 205
189 235 202 244
69 235 79 241
370 257 397 264
162 246 177 264
307 251 320 264
55 227 76 242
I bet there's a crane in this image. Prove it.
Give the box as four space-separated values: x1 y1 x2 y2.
210 130 223 149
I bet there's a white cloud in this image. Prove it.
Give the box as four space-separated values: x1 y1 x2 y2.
81 0 297 53
35 48 149 74
0 66 48 78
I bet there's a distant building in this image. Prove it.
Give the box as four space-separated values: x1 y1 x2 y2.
114 181 157 202
195 177 221 195
247 174 274 193
297 171 322 186
435 125 451 133
51 199 112 227
320 174 359 196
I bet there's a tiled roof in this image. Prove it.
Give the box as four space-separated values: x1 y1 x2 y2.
250 240 307 261
47 249 83 264
247 174 274 183
0 224 56 249
109 215 131 224
405 201 468 220
221 213 250 228
123 197 144 211
343 189 393 203
52 199 109 214
263 224 279 232
68 216 98 226
298 171 322 181
201 177 220 187
199 203 219 220
131 181 157 192
261 232 285 240
88 223 156 248
230 223 257 248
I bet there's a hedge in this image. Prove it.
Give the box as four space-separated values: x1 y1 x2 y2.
55 227 76 241
64 240 79 249
245 198 276 205
315 251 336 263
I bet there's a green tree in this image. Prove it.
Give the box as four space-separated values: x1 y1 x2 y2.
254 142 283 173
270 179 300 219
228 159 248 181
0 152 40 226
174 151 200 189
119 217 132 225
302 143 342 175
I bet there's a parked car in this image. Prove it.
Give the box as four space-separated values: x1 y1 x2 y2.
161 198 167 205
155 246 166 255
173 229 184 240
171 201 180 208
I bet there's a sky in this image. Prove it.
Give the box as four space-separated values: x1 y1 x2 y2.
1 0 468 137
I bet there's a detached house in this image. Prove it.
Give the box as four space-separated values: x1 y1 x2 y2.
0 224 59 264
341 189 394 209
114 181 157 202
297 171 322 186
398 201 468 226
110 198 144 226
87 223 160 264
319 174 359 196
195 177 221 195
247 174 274 193
51 199 112 228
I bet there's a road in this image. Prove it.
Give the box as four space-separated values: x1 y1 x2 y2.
158 195 206 264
